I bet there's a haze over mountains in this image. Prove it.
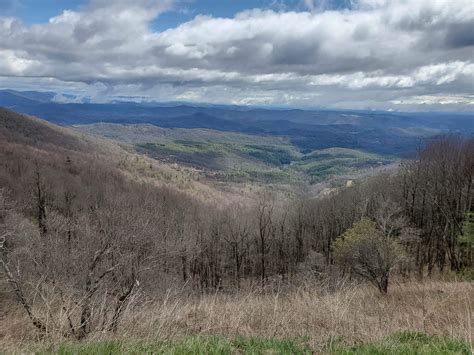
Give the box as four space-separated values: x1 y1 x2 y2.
2 89 473 157
2 88 472 187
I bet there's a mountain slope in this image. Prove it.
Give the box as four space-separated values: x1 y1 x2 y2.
2 89 473 157
0 107 86 151
72 122 395 185
0 107 278 206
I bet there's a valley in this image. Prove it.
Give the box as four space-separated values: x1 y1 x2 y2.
5 89 472 193
74 122 394 186
1 1 473 352
1 95 473 355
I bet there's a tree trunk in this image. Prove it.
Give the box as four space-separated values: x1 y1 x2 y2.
378 274 389 294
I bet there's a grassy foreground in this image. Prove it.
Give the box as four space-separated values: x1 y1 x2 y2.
29 331 470 354
30 337 309 354
329 331 471 354
2 282 472 354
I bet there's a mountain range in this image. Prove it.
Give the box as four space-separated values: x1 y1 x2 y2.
2 89 472 157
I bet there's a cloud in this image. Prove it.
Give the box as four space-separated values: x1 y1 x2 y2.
51 93 86 103
391 95 474 106
302 0 352 12
0 0 473 110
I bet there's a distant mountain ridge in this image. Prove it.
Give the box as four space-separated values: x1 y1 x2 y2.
1 89 473 157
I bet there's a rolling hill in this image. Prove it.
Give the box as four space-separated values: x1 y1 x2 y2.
73 122 394 184
2 89 473 158
2 89 472 187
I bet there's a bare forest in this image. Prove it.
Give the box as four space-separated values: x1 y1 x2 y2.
0 108 473 352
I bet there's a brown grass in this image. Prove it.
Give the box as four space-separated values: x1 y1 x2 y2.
1 280 472 352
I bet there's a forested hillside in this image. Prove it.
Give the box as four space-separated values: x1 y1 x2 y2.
5 89 474 189
3 89 474 158
0 108 472 352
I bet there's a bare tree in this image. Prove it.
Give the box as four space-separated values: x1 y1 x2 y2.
256 197 274 288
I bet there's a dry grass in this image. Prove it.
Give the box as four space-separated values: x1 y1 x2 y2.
1 280 472 353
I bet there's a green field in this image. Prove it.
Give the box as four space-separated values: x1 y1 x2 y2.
75 123 395 184
28 337 308 355
328 331 471 354
30 332 470 354
139 140 299 166
139 141 392 184
293 148 393 183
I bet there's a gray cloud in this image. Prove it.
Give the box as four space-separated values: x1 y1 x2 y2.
444 22 474 49
0 0 473 110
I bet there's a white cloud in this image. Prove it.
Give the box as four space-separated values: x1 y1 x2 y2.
51 93 85 103
0 0 473 109
391 95 474 106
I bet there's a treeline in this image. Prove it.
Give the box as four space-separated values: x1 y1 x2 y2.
401 138 473 273
0 109 472 338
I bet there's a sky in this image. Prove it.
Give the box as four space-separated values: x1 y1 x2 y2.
0 0 473 110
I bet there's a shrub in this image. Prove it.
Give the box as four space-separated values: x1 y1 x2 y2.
333 218 406 294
